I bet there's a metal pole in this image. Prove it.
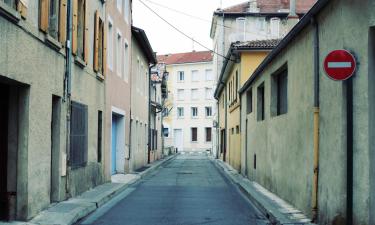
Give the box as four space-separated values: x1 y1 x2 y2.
346 77 353 225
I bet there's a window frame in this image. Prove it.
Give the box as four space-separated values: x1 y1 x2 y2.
191 127 198 142
257 83 265 121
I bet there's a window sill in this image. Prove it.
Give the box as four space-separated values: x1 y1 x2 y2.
74 56 87 68
45 34 62 51
0 2 21 24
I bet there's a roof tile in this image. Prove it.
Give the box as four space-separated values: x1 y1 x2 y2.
157 51 213 65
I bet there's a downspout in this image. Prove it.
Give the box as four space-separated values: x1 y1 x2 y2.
64 0 73 194
216 100 220 159
224 84 228 162
147 64 154 164
311 17 320 223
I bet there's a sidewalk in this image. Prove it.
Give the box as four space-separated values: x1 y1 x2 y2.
0 154 176 225
213 159 315 225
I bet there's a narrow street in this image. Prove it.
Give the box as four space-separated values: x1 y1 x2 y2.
77 152 270 225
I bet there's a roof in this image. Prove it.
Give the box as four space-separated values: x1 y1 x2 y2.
218 0 316 14
157 51 213 65
214 39 280 98
239 0 329 94
131 26 157 64
232 39 281 49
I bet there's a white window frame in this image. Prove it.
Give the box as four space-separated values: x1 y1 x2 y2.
177 71 185 82
177 89 185 101
191 107 198 118
123 40 129 82
205 88 213 99
177 107 184 118
191 88 199 100
205 106 212 117
107 17 114 71
236 17 246 41
116 30 122 77
270 17 281 38
205 69 213 81
191 70 199 82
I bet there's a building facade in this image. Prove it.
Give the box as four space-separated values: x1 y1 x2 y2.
239 0 374 224
0 0 106 220
130 26 156 171
105 0 132 179
214 40 278 171
158 51 215 153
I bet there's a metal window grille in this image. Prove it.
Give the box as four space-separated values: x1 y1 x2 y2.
69 101 88 169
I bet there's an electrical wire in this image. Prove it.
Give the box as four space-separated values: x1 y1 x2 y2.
142 0 269 37
137 0 235 62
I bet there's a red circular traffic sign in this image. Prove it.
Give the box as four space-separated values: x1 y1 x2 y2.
323 50 356 81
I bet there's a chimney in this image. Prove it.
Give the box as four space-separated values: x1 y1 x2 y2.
286 0 299 31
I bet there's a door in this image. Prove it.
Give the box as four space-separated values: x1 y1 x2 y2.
174 129 183 152
221 129 226 162
0 84 9 220
111 116 118 175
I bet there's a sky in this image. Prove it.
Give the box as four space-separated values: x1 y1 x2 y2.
133 0 247 55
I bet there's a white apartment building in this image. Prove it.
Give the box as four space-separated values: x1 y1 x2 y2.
158 51 216 153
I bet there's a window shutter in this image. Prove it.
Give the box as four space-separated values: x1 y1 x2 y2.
59 0 67 44
17 1 27 18
102 20 107 76
69 102 88 168
93 10 99 72
39 0 49 32
72 0 78 55
83 0 89 64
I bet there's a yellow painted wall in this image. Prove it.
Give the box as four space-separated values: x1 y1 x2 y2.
217 50 270 171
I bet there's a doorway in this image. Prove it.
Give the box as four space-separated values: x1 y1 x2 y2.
173 129 183 152
111 111 125 175
220 129 226 162
0 83 9 220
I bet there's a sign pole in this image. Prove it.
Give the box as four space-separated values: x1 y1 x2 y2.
346 76 353 225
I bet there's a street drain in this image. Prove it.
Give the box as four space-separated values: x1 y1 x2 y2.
177 171 193 174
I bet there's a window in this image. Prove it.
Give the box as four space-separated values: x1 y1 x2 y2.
257 83 265 121
270 17 280 38
205 127 212 142
246 88 253 114
177 107 184 118
177 89 185 100
116 0 122 12
93 10 105 75
191 89 199 100
163 127 169 137
205 69 213 81
107 19 113 70
236 125 240 134
123 42 129 81
205 88 213 99
191 127 198 142
162 108 169 117
273 68 288 115
236 17 246 41
97 111 102 163
75 0 87 60
1 0 17 9
69 101 88 169
39 0 66 43
116 32 122 76
235 71 239 96
177 71 185 81
205 107 212 117
191 107 198 118
124 0 130 23
192 70 199 81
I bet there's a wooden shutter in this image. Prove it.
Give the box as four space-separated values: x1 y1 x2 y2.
39 0 49 32
83 0 89 64
59 0 67 44
93 10 99 72
72 0 78 55
102 20 107 76
17 1 27 18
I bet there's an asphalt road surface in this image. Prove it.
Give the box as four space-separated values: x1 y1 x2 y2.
77 152 270 225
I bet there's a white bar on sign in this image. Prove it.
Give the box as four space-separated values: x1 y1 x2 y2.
328 62 352 68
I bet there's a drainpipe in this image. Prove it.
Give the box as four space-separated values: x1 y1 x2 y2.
224 84 228 162
147 64 155 164
216 101 220 159
346 66 354 225
311 17 320 223
64 0 73 194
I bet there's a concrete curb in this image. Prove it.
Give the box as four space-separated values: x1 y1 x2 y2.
16 154 177 225
212 158 315 225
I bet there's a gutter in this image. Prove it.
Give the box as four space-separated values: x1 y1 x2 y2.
238 0 330 95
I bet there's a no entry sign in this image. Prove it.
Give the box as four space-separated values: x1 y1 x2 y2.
323 50 356 81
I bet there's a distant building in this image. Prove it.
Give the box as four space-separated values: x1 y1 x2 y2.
130 26 157 171
158 51 215 153
214 39 279 171
210 0 316 81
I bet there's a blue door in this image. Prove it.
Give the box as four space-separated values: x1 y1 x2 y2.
111 116 117 175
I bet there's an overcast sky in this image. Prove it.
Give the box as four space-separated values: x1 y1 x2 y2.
133 0 246 55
